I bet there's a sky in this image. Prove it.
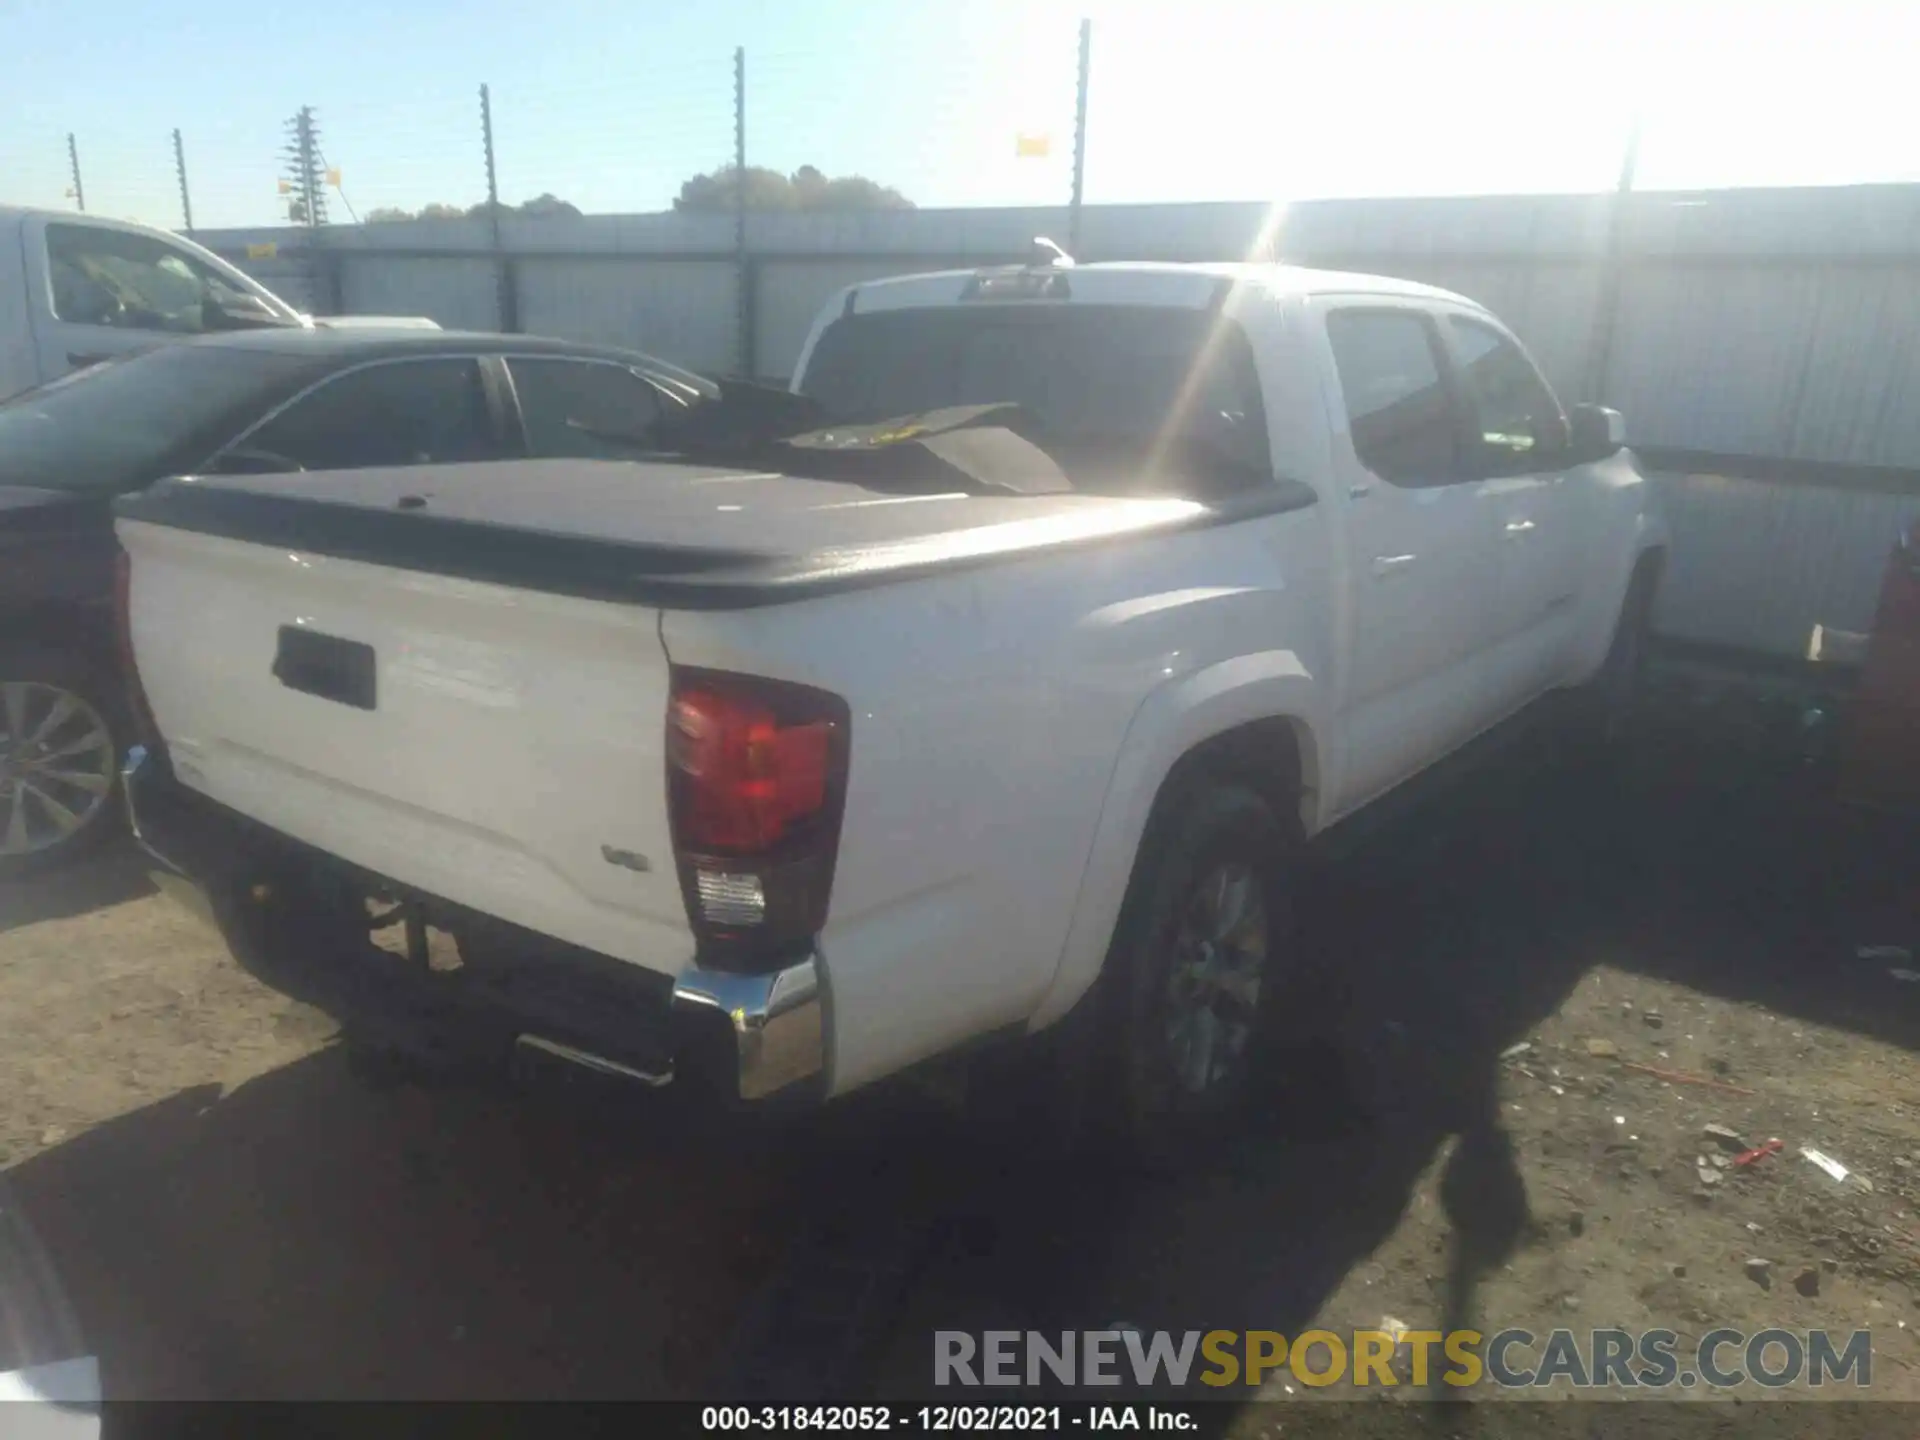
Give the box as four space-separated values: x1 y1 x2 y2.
4 1 1918 231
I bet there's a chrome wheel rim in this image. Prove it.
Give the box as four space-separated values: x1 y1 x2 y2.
0 682 116 858
1164 861 1267 1095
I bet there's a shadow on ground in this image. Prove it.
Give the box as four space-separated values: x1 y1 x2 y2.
0 840 155 935
1 695 1914 1402
1 1049 839 1398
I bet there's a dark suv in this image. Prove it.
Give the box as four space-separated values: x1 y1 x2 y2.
0 328 712 876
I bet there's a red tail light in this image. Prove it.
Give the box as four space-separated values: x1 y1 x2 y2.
667 669 850 970
113 549 160 747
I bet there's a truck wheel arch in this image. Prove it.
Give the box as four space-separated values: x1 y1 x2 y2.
1026 652 1324 1032
1569 526 1668 689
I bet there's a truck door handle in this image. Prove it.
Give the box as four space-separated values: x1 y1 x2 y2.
1371 554 1416 578
1503 519 1538 537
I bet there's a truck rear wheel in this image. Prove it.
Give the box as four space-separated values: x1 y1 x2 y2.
1099 780 1300 1168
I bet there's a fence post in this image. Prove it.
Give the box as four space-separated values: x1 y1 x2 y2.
1585 117 1641 404
66 134 85 212
734 45 754 378
481 84 519 332
172 129 194 234
1068 18 1091 256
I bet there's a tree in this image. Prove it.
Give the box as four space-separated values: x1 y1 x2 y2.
511 192 582 220
357 195 583 225
672 164 912 213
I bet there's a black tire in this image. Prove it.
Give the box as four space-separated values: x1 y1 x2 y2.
1566 562 1658 758
0 644 126 882
1097 780 1302 1168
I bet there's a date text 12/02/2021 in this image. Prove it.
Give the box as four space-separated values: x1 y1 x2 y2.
701 1407 1198 1431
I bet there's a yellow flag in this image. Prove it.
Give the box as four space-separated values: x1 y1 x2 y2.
276 178 292 194
325 167 342 187
1015 132 1051 158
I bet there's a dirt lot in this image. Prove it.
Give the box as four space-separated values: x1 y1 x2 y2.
0 685 1916 1411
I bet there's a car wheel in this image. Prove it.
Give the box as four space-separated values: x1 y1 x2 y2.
0 649 124 881
1102 780 1299 1167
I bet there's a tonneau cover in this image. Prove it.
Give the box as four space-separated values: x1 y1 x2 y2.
114 458 1315 610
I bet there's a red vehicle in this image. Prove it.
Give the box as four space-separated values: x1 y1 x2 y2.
1839 518 1920 813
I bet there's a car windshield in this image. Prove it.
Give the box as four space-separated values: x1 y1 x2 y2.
0 346 310 495
794 303 1273 489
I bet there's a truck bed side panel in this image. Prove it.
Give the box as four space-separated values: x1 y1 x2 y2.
661 504 1335 1093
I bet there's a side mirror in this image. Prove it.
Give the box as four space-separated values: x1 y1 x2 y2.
1567 403 1626 464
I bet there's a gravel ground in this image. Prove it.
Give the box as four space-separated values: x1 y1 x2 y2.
0 687 1915 1409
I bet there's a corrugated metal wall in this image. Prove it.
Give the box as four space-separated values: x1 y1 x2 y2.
197 186 1920 661
340 257 499 332
1650 471 1911 657
516 259 738 375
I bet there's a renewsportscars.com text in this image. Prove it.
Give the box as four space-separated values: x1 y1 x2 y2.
934 1328 1874 1390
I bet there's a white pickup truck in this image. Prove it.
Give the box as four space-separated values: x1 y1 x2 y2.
117 259 1666 1154
0 206 437 402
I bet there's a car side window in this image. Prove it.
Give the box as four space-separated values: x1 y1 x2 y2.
242 359 498 471
1325 309 1459 486
507 358 664 459
46 223 271 335
1446 317 1569 472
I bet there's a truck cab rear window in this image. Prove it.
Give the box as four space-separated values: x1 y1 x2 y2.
798 305 1272 491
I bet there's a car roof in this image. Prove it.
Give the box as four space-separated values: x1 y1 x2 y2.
0 204 167 229
172 326 685 366
162 327 718 396
843 260 1476 310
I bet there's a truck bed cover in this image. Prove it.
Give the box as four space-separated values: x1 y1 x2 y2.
115 458 1314 610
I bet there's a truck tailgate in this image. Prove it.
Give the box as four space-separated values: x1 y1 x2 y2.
118 519 695 974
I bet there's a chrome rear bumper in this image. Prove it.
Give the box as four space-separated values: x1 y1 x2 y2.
670 959 825 1102
122 745 827 1104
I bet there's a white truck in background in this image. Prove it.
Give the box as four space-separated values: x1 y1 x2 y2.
0 206 436 401
117 258 1667 1158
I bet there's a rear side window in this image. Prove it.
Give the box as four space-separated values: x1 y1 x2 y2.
1446 317 1568 471
1325 310 1458 487
242 358 497 471
508 357 663 459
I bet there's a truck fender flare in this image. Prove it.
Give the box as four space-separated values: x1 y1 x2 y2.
1572 511 1671 683
1026 649 1325 1031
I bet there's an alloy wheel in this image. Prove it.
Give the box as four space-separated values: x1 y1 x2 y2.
1162 861 1268 1095
0 682 117 859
